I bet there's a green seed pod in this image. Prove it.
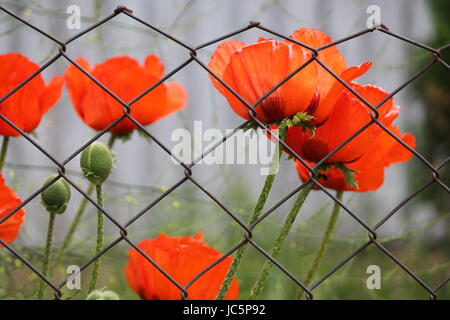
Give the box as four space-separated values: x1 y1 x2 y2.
80 141 113 185
41 176 71 214
86 289 120 300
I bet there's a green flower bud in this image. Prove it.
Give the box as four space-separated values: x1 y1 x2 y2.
80 141 113 185
86 289 120 300
102 290 120 300
41 176 71 214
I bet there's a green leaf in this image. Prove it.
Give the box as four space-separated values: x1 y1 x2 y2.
334 162 359 189
315 162 359 189
242 121 260 132
241 111 315 137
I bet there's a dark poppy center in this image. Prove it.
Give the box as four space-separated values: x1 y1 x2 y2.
300 139 329 163
306 88 320 115
258 96 286 122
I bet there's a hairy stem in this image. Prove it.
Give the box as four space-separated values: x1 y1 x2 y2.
51 184 94 272
216 127 286 300
87 184 104 293
0 136 10 170
37 212 56 300
247 182 314 299
296 190 343 299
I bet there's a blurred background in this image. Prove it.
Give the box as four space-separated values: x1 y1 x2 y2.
0 0 448 299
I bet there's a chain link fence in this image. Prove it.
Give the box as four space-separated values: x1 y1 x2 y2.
0 4 448 300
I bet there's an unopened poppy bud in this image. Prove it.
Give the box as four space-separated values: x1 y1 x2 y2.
41 176 71 214
86 291 102 300
86 289 120 300
80 141 113 185
102 290 120 300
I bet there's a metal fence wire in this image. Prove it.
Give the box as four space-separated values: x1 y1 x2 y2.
0 4 448 300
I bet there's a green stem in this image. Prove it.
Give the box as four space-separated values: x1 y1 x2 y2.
106 133 117 150
296 190 343 299
37 212 56 300
51 135 116 273
51 183 95 272
0 136 10 170
216 127 286 300
88 184 104 293
247 182 314 299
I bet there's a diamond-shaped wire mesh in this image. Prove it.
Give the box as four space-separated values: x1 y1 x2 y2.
0 4 448 300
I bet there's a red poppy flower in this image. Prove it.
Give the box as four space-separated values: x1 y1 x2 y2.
64 55 187 134
125 232 239 300
285 83 400 164
0 173 25 246
296 124 416 192
208 28 371 125
0 53 64 136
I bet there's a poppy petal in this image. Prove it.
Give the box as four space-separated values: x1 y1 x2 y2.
350 126 416 191
125 232 239 300
40 75 64 114
222 40 317 122
0 53 61 136
290 27 347 76
314 61 372 124
288 28 372 125
64 57 93 121
144 54 165 79
163 82 188 117
296 125 415 192
66 55 187 134
208 40 247 95
0 174 25 247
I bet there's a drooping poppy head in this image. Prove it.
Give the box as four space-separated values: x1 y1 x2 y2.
125 232 239 300
296 124 416 192
207 28 371 125
0 53 64 136
0 173 26 247
64 55 187 134
285 83 400 164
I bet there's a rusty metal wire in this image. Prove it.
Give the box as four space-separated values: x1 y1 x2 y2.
0 4 448 300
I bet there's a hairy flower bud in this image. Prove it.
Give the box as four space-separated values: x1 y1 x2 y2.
86 289 120 300
80 141 113 185
41 176 71 214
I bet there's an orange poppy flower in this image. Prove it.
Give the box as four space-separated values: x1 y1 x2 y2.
0 53 64 136
285 83 400 164
125 232 239 300
296 124 416 192
0 173 25 246
64 55 187 134
208 28 371 125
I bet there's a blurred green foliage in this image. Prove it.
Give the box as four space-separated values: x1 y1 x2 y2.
410 0 450 215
